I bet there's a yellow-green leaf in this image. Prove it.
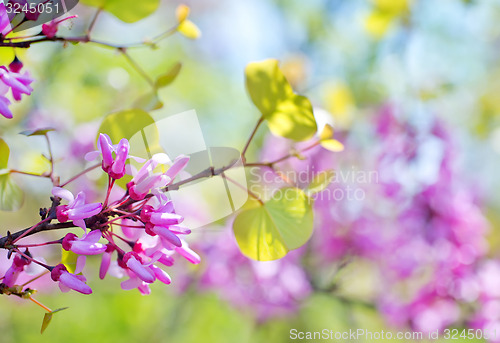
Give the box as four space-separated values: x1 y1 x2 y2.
155 63 182 89
19 128 55 136
41 308 68 334
41 313 53 334
177 20 201 39
306 170 335 195
233 188 313 261
319 124 334 140
0 138 9 169
321 139 344 152
0 174 24 211
80 0 160 23
61 249 78 274
176 4 190 22
245 59 317 141
98 109 156 143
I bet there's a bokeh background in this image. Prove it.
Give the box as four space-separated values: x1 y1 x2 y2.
2 0 500 342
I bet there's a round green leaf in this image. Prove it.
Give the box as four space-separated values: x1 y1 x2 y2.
233 188 314 261
98 109 156 143
245 59 317 141
80 0 160 23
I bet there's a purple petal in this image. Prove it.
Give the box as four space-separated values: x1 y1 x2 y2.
126 256 156 283
67 203 102 220
176 239 201 264
153 226 182 247
165 155 190 180
59 272 92 294
99 133 114 168
99 251 112 280
150 212 183 226
121 276 143 291
51 187 74 202
84 150 100 161
71 241 107 255
150 265 171 285
83 229 102 243
0 95 12 119
75 255 86 274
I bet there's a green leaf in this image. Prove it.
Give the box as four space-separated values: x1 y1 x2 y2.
19 128 55 137
0 174 24 211
155 63 182 89
306 170 335 195
80 0 160 23
41 308 68 334
245 59 317 141
233 188 313 261
0 138 9 169
61 249 78 274
41 313 52 334
133 92 164 111
98 109 156 143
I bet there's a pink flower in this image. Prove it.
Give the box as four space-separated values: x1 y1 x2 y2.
0 3 12 37
120 270 151 295
62 230 107 255
42 15 77 38
0 95 12 119
122 252 155 283
85 134 140 179
99 244 115 280
0 66 33 100
141 200 185 247
127 153 189 200
50 264 92 295
127 153 171 201
0 64 34 119
165 155 190 180
3 254 31 287
52 187 103 231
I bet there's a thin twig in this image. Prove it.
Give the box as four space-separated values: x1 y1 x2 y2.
241 117 264 160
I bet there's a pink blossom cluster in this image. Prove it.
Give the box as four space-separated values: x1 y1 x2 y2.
0 59 33 119
1 133 199 296
196 229 311 320
190 104 492 329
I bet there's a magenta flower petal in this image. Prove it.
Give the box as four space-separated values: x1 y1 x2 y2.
150 212 183 226
0 95 12 119
153 226 182 247
98 133 114 169
51 187 75 202
59 272 92 294
126 256 156 283
165 155 190 180
150 265 171 285
175 240 201 264
99 251 112 280
121 276 143 291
